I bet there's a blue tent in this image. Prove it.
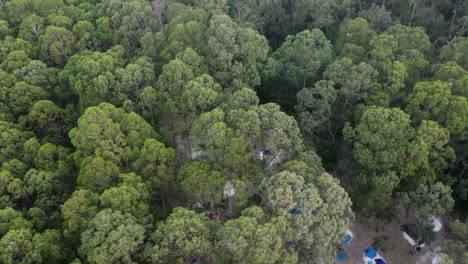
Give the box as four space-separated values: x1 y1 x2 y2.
375 259 386 264
343 234 352 244
291 209 301 215
336 250 347 261
365 247 377 259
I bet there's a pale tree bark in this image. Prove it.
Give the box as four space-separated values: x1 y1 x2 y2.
409 0 417 26
151 0 165 32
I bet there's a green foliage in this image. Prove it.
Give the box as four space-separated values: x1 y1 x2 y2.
261 167 353 263
177 161 225 203
268 29 333 91
24 169 65 211
0 229 41 264
345 106 414 172
324 57 377 109
206 14 269 89
77 156 120 192
151 55 222 135
0 36 33 62
33 229 68 263
160 21 206 63
34 143 73 175
402 120 455 187
97 0 157 55
0 207 33 236
297 80 337 136
336 18 377 49
0 20 11 40
153 207 214 263
0 121 33 164
115 56 156 105
79 209 146 264
59 50 123 109
255 103 304 162
100 183 152 225
444 220 468 264
40 26 76 66
216 206 296 264
1 159 28 178
344 106 415 214
396 183 454 231
73 20 100 51
69 103 158 165
359 4 398 32
1 50 32 72
19 15 46 44
0 0 465 262
385 24 432 55
3 82 49 117
134 138 175 188
21 100 71 144
434 62 468 97
440 37 468 70
406 81 468 140
61 189 99 241
14 60 57 90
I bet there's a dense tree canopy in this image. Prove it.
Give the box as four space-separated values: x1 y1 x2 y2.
0 0 466 263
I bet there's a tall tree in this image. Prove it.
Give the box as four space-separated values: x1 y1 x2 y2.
20 100 71 144
177 161 225 204
59 50 123 109
406 81 467 140
402 120 456 187
336 18 377 50
267 29 333 91
434 62 468 97
97 0 157 55
152 207 214 263
115 56 156 107
440 37 468 70
261 166 353 263
40 26 76 66
216 206 296 264
0 229 41 264
396 183 454 231
61 189 99 243
205 14 269 89
344 106 414 214
79 209 146 264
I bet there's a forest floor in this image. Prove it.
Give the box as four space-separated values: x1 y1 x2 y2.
334 218 420 264
332 145 451 264
333 216 451 264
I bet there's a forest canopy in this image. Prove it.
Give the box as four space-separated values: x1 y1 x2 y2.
0 0 467 263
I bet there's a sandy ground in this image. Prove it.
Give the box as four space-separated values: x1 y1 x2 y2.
414 246 441 264
332 144 451 264
333 216 451 264
334 218 418 264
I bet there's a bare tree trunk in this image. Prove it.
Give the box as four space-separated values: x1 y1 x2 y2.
160 189 167 218
151 0 165 32
290 0 296 33
409 2 417 26
450 9 457 30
